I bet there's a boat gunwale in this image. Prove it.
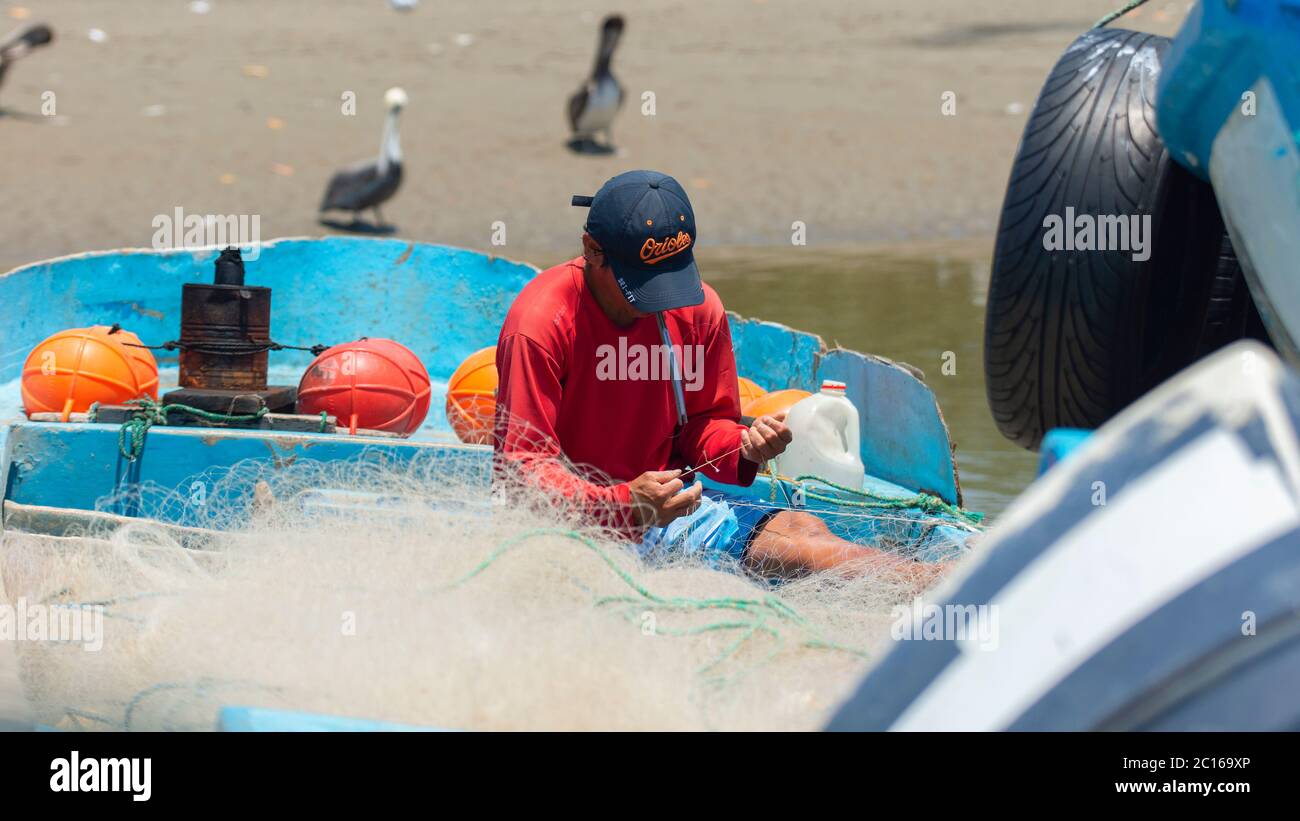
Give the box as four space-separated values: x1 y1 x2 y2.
0 235 542 281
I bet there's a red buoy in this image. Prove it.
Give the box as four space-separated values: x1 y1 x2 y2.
296 339 431 436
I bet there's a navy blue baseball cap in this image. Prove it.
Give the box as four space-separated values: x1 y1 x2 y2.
571 170 703 312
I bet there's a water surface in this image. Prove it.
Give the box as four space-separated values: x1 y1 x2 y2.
701 245 1037 519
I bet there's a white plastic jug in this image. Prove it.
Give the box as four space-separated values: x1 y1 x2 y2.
775 380 865 489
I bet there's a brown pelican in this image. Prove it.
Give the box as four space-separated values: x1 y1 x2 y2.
566 15 624 154
319 87 407 230
0 23 53 102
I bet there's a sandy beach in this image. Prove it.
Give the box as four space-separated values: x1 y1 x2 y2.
0 0 1185 273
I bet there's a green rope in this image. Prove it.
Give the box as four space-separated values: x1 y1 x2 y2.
791 474 985 526
444 527 872 676
1093 0 1153 29
116 396 269 462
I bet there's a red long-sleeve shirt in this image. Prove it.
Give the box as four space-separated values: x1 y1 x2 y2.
494 257 757 534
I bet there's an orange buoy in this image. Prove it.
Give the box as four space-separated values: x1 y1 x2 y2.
743 387 811 419
296 338 431 436
445 346 498 444
737 376 767 410
21 325 159 421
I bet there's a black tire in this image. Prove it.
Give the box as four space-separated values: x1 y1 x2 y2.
984 28 1260 451
1197 235 1271 357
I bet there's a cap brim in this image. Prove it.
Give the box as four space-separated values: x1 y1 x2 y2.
607 252 704 313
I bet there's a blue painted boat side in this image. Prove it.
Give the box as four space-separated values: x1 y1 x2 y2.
2 422 490 524
1157 0 1300 179
727 312 823 392
219 706 448 732
0 238 539 384
1037 428 1092 477
1157 2 1300 363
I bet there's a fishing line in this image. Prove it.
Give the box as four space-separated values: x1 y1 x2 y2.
676 413 793 480
679 443 746 480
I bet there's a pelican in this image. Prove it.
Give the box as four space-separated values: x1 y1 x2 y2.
320 86 407 229
566 15 624 153
0 23 53 100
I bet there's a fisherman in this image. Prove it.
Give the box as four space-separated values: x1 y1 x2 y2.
494 170 940 580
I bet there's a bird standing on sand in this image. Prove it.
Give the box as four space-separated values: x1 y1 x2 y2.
0 23 53 100
566 15 624 153
319 87 407 230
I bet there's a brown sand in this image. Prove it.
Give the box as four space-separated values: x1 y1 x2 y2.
0 0 1186 273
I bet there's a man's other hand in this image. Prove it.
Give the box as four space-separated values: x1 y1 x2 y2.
628 469 703 528
741 411 793 464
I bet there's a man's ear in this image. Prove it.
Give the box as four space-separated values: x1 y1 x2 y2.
581 233 609 271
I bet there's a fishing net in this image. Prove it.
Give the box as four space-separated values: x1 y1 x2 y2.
0 414 974 731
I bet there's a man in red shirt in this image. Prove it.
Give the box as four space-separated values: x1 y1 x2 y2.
494 170 934 579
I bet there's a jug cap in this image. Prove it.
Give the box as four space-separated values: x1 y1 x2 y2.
820 379 847 393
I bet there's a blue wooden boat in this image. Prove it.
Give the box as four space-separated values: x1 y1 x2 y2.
0 238 980 563
1156 0 1300 366
832 340 1300 731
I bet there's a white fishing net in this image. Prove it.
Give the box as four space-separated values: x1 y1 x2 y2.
0 416 969 731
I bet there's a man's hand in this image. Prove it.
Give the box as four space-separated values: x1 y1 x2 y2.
741 410 793 464
628 469 703 528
